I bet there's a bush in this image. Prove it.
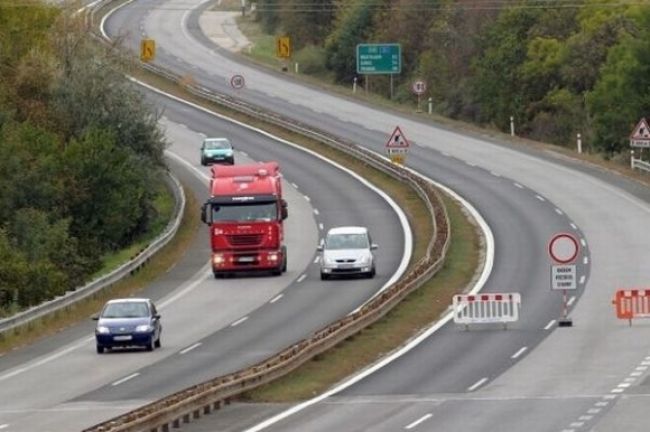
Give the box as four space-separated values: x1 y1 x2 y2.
294 45 328 76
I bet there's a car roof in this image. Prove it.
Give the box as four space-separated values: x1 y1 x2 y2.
105 298 151 304
326 226 368 235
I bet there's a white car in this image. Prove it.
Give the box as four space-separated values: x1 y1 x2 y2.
318 226 377 280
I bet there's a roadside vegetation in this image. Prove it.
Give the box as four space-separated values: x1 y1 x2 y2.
0 5 169 317
243 0 650 156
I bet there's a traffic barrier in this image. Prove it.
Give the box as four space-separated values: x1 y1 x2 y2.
612 289 650 326
453 293 521 329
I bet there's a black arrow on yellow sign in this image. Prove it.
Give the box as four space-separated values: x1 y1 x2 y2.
140 39 156 62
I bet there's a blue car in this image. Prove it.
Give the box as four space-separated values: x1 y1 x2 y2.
200 137 235 166
93 298 162 353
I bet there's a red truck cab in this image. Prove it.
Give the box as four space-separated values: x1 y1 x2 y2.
201 162 288 277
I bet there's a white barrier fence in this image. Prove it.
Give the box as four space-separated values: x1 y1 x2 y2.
453 293 521 329
631 155 650 173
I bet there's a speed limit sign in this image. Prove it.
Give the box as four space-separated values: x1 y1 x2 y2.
411 79 427 95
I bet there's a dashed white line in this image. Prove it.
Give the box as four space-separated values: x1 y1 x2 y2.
511 347 527 359
297 274 307 283
603 395 617 400
567 296 576 307
555 208 563 215
468 377 488 392
583 256 589 264
570 223 578 230
180 342 202 355
313 256 320 264
580 239 586 247
112 373 139 386
240 151 249 157
441 152 450 157
405 413 433 430
579 275 586 284
610 388 624 394
630 371 643 377
313 209 320 215
319 223 324 230
465 161 476 167
198 132 207 138
535 195 545 202
0 424 9 430
579 415 593 421
595 401 609 407
570 422 584 428
304 195 311 202
231 317 248 327
514 182 524 189
637 366 649 371
270 294 284 304
291 182 298 189
617 382 632 388
490 171 501 177
560 429 575 432
624 377 636 383
544 320 556 330
587 408 601 414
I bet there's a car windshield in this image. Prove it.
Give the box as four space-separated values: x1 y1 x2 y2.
101 302 149 318
205 139 230 150
211 202 277 222
326 233 369 250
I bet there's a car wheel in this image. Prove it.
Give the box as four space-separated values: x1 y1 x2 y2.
155 336 161 348
146 338 155 352
200 157 206 166
320 272 329 281
367 267 376 278
96 345 104 354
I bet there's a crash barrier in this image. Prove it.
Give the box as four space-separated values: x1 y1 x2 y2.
612 289 650 326
453 293 521 329
0 173 185 336
81 3 457 431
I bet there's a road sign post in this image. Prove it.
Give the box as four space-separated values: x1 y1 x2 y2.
548 233 580 327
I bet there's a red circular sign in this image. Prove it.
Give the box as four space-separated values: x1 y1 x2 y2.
230 74 245 89
411 79 426 95
548 233 580 264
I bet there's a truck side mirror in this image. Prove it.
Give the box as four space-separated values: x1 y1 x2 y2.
201 203 208 224
281 199 288 220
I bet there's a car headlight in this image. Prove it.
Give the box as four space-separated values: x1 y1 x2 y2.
96 326 110 334
225 150 233 156
323 256 335 265
358 255 371 265
135 324 153 332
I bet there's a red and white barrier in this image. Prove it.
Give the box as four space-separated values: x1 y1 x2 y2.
612 289 650 326
453 293 521 328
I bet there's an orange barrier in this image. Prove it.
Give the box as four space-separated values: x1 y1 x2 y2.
612 289 650 326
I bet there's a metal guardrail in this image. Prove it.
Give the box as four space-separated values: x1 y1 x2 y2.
0 173 185 335
82 3 452 431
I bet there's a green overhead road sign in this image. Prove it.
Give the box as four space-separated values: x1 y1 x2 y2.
356 43 401 75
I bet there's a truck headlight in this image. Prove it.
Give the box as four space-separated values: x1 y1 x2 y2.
268 252 279 261
213 254 225 265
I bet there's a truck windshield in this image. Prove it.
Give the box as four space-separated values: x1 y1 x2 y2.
211 202 278 222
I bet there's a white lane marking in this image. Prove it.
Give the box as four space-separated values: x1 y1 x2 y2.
319 223 324 230
617 382 632 388
441 152 450 157
544 320 556 330
240 151 249 157
535 195 545 202
112 373 139 386
468 377 488 392
595 402 609 407
291 182 298 189
579 415 593 421
313 209 320 215
567 296 576 307
405 413 433 430
560 429 575 432
580 238 586 247
570 422 584 428
270 294 284 304
304 195 311 202
297 274 307 283
588 408 601 414
198 132 207 138
490 171 500 177
624 377 636 383
583 256 589 264
231 317 248 327
610 388 624 394
514 182 524 189
579 275 586 284
603 395 617 400
636 366 649 371
0 424 8 430
555 208 563 215
570 223 578 230
511 347 527 359
465 161 476 167
313 256 320 264
180 342 202 355
630 371 643 377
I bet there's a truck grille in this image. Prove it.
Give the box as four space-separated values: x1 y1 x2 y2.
227 234 263 246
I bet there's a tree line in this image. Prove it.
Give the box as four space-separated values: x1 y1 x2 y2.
0 5 167 314
254 0 650 154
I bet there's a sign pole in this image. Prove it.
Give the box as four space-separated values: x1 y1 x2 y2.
390 74 394 100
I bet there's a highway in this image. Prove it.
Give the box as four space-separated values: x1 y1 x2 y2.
98 1 650 432
0 85 408 431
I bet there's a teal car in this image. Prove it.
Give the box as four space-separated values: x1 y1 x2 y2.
200 137 235 166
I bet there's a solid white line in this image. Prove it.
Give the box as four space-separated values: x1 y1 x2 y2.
304 195 311 202
112 373 139 386
180 342 202 355
555 208 563 215
270 294 284 304
544 320 556 330
514 182 524 189
580 238 586 247
579 275 586 284
468 377 488 392
511 347 527 359
567 296 576 307
313 209 320 215
405 413 433 430
297 274 307 283
535 195 545 202
231 317 248 327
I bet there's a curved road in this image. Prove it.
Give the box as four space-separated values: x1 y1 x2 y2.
104 1 650 432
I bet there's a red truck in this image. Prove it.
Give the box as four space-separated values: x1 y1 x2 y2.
201 161 288 278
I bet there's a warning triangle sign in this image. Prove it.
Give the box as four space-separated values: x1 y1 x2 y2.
630 118 650 140
386 126 410 148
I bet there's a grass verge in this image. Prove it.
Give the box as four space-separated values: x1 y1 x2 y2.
0 186 200 354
